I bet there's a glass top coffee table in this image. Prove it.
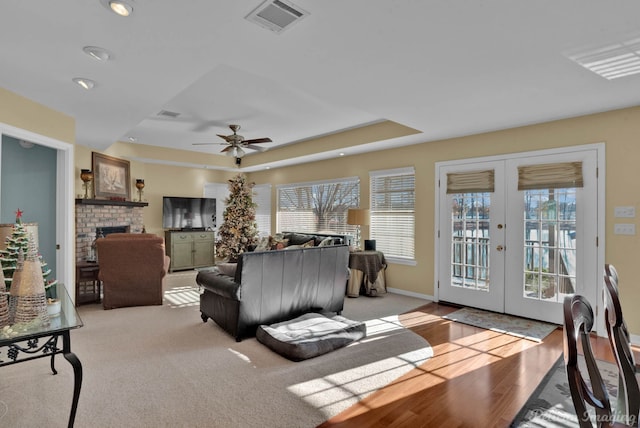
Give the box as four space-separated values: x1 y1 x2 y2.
1 282 84 427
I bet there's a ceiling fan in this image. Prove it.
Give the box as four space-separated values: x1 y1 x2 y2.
192 124 272 158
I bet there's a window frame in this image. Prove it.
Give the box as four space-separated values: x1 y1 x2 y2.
369 166 416 265
276 176 360 238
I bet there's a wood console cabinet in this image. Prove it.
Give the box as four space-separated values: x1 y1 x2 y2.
165 230 215 272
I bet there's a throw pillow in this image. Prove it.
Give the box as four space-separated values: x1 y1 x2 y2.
301 239 315 247
255 236 271 252
271 238 289 250
318 237 334 246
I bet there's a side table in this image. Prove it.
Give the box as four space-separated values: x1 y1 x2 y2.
76 261 101 305
347 250 387 297
0 282 84 427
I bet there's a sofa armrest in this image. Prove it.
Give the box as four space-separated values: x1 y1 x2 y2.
196 271 241 301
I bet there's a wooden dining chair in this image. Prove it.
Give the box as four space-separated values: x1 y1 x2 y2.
604 272 640 426
563 294 633 427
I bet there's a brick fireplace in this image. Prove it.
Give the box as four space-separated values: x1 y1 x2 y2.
75 199 147 263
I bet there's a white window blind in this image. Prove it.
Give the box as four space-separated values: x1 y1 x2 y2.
277 177 360 237
370 167 415 261
253 183 272 237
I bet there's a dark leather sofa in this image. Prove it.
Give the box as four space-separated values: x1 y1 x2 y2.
197 243 350 341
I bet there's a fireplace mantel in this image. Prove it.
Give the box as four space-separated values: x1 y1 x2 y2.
75 198 148 207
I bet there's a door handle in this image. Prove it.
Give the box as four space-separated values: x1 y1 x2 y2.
496 245 505 251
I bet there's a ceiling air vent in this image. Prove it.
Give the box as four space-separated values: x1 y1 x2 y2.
245 0 309 34
157 110 180 118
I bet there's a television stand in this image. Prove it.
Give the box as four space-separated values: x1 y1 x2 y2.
165 230 215 272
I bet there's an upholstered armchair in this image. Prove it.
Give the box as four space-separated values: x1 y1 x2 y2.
96 233 171 310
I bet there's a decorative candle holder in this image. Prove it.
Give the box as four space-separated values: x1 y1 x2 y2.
135 179 145 202
80 169 93 199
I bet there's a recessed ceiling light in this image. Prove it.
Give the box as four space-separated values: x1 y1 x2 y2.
83 46 111 62
100 0 133 17
127 136 137 143
339 152 345 156
72 78 96 90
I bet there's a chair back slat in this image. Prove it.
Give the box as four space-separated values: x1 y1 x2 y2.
603 265 640 426
564 295 620 427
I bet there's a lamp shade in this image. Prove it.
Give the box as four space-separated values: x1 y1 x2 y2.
347 208 370 226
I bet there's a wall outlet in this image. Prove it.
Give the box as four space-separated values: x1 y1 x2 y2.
614 206 636 218
614 223 636 235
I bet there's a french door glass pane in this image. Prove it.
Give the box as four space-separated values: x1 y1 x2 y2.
523 188 577 301
451 193 491 291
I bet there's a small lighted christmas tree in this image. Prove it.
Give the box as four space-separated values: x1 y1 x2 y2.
0 209 57 294
215 174 259 262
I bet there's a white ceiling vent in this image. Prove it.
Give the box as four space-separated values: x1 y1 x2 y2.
568 38 640 80
245 0 309 34
157 109 180 118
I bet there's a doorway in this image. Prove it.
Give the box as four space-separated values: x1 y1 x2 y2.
435 144 603 325
0 122 74 299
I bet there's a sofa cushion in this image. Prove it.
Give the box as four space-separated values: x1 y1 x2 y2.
283 232 316 246
256 313 366 361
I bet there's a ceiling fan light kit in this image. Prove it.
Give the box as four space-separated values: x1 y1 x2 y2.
193 124 273 158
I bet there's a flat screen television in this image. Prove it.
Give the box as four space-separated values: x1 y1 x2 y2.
163 196 216 230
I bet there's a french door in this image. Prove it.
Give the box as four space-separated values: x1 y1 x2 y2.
436 146 601 324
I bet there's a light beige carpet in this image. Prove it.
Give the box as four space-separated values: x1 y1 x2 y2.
0 272 432 428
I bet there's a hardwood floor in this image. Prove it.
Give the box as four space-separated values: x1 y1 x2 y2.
319 301 620 428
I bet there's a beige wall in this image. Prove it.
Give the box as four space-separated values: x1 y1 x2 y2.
4 85 640 334
249 106 640 333
74 143 236 237
0 87 74 143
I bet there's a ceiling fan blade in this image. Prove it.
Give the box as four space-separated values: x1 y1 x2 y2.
220 146 232 153
192 142 218 146
245 144 267 152
242 137 272 144
217 134 232 141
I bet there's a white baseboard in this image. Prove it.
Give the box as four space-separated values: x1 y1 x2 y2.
386 287 433 301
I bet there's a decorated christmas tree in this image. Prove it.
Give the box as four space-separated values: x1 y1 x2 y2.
0 209 57 294
215 174 259 262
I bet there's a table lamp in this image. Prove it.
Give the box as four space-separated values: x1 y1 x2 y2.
347 208 369 250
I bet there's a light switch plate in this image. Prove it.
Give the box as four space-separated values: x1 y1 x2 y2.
614 223 636 235
614 206 636 218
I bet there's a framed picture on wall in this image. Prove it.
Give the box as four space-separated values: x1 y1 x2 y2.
92 152 131 200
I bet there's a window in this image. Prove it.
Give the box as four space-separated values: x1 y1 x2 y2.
370 167 415 263
253 183 272 237
277 177 360 237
